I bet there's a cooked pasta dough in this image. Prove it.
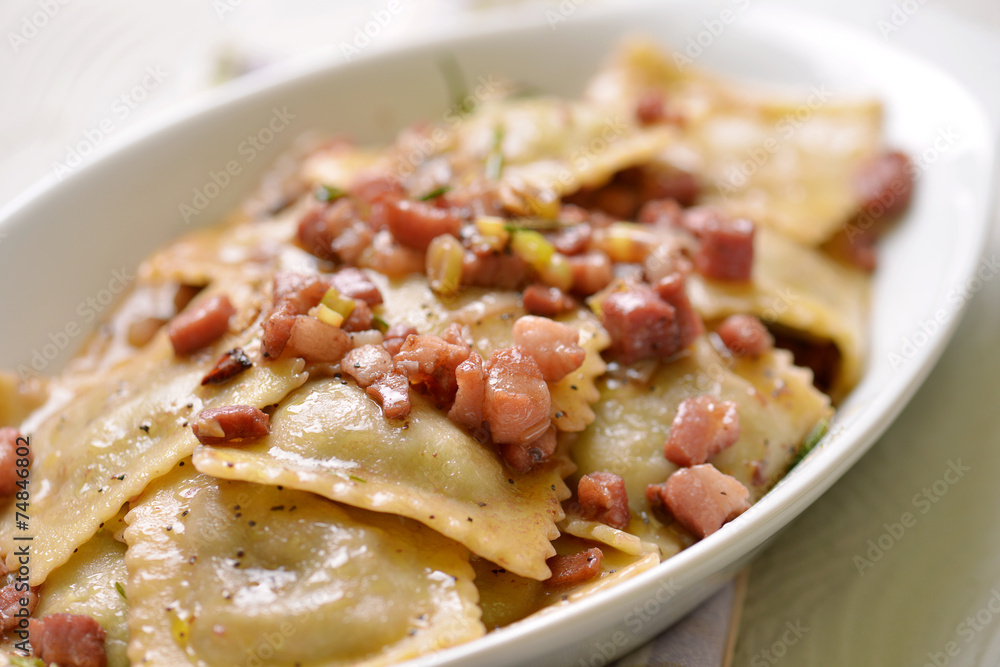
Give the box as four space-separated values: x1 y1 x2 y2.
124 468 483 666
0 37 904 666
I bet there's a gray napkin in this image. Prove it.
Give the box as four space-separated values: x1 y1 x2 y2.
615 574 745 667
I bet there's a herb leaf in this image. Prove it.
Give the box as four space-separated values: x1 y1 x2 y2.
315 184 347 203
789 418 829 470
438 55 473 115
115 581 128 601
418 185 451 201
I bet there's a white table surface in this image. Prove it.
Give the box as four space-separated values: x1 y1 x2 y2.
2 1 998 666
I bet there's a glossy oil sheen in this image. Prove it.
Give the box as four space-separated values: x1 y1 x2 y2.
0 2 994 665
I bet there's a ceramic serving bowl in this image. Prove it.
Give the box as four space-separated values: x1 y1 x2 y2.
0 2 994 665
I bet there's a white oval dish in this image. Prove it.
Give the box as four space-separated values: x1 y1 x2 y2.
0 3 994 666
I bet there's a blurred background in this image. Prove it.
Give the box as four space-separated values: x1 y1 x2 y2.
2 1 999 666
1 0 997 210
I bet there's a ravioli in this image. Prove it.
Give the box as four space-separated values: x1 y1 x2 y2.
585 40 881 246
0 37 896 667
33 530 130 667
0 372 46 429
0 320 306 585
193 382 567 581
687 228 870 398
373 274 609 432
457 96 678 215
572 338 831 554
303 90 678 218
559 516 660 559
473 532 659 630
191 273 613 581
124 468 483 667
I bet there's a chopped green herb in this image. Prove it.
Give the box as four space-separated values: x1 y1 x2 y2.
437 54 473 115
115 581 128 602
372 314 390 333
349 475 367 483
485 125 505 181
314 184 347 203
789 418 829 469
418 185 451 201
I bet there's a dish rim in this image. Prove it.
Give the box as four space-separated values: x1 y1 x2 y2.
0 2 996 665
